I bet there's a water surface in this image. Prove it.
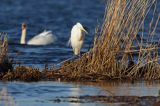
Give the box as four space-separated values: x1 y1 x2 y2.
0 0 105 68
0 81 160 106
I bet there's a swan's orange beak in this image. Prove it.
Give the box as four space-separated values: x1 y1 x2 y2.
22 23 27 30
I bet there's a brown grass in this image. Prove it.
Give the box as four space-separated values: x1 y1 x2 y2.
59 0 160 81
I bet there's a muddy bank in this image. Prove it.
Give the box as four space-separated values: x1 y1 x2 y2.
52 95 160 106
0 64 159 82
0 65 142 82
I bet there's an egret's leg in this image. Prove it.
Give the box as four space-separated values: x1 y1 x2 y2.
73 48 75 54
77 49 81 57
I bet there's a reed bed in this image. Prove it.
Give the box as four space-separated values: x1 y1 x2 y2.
60 0 160 81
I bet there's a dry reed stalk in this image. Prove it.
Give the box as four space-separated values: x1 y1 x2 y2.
128 2 160 80
0 88 16 106
0 33 8 63
0 33 13 73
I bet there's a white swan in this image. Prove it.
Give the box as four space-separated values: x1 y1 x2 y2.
20 23 56 45
68 22 88 55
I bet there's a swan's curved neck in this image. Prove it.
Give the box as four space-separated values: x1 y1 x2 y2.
20 28 26 44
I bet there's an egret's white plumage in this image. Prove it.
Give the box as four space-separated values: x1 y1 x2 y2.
69 22 88 55
20 23 56 45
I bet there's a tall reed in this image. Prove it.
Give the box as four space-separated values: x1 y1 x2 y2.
0 33 8 63
0 32 13 73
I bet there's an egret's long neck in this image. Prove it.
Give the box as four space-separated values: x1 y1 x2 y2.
20 28 26 44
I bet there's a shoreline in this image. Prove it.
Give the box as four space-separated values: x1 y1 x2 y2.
0 65 159 82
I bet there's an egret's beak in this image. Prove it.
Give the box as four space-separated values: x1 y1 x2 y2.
82 27 88 34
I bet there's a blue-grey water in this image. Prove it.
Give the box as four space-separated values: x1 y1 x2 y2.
0 0 160 106
1 81 160 106
0 0 105 68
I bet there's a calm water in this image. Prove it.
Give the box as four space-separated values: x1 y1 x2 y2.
0 0 160 106
0 0 105 68
0 81 160 106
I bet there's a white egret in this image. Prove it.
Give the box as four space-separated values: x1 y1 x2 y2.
68 22 88 56
20 23 56 45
